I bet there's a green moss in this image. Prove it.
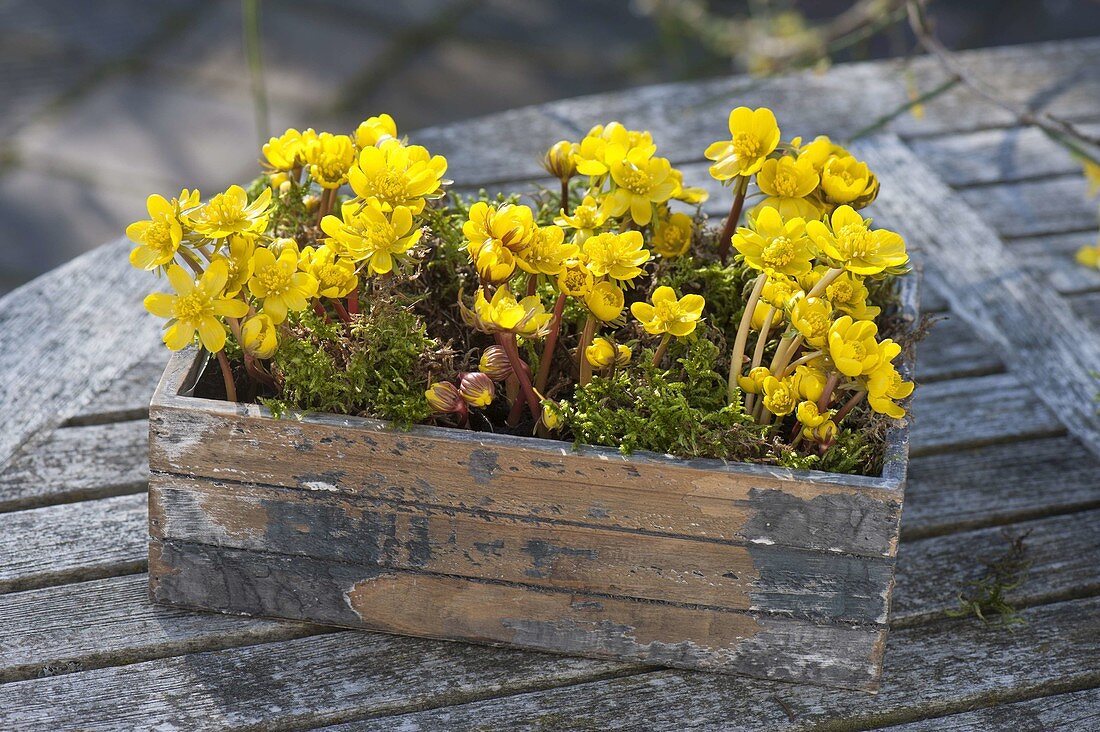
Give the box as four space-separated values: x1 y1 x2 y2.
947 530 1031 626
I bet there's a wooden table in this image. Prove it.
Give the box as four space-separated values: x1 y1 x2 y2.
2 38 1099 730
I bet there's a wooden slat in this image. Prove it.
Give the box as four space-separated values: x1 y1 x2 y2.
0 628 637 732
1071 290 1100 330
958 174 1096 240
892 509 1100 625
880 687 1100 731
149 474 895 624
0 574 317 683
904 435 1100 539
0 238 163 471
63 357 167 427
0 420 148 512
299 597 1100 732
916 316 1003 383
864 134 1100 457
909 373 1063 457
0 493 147 593
908 123 1100 187
1006 231 1100 297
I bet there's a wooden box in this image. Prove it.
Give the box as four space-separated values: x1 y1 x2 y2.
148 278 916 692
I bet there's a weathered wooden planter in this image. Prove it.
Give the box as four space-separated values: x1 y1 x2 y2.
148 276 917 692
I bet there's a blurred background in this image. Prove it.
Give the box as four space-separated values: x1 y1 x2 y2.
2 0 1099 295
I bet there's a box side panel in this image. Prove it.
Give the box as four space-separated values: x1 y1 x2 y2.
150 473 894 624
149 538 886 692
149 404 903 558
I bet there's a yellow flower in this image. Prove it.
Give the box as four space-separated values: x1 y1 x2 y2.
478 345 512 381
463 202 537 258
865 340 914 419
262 128 310 171
761 375 798 417
668 168 709 205
1077 243 1100 269
471 240 517 284
820 155 878 207
732 206 814 277
796 400 832 432
355 114 397 148
805 419 839 444
574 122 655 177
347 138 447 214
737 365 771 395
586 280 625 322
585 337 618 369
807 206 908 276
143 261 248 352
516 225 577 276
788 295 833 348
554 195 607 243
557 258 594 297
751 300 783 329
760 273 803 309
210 233 256 296
301 244 358 298
825 271 880 320
797 135 848 174
582 230 650 284
189 185 273 239
321 201 421 275
651 212 694 258
604 149 677 226
127 194 184 270
241 313 278 359
753 156 822 220
828 315 881 377
630 286 705 336
459 372 495 407
793 363 828 402
467 286 552 337
248 246 318 323
305 132 355 189
542 140 577 181
614 342 632 366
704 106 780 180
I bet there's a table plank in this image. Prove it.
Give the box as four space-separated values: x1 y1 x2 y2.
958 174 1096 240
0 420 148 512
879 686 1100 731
64 356 167 427
916 316 1004 383
310 596 1100 732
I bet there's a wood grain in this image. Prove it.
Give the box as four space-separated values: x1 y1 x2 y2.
63 357 167 427
882 687 1100 731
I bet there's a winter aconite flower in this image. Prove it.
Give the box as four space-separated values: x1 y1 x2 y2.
827 315 881 377
542 140 577 182
127 194 185 270
732 207 814 277
651 212 694 258
348 138 447 214
463 202 537 256
248 246 318 323
478 345 512 381
210 233 256 296
263 128 312 171
321 201 421 276
301 244 358 298
821 155 878 207
241 313 278 359
585 280 625 322
807 206 908 276
582 230 650 284
189 185 273 239
143 260 248 352
705 106 780 180
865 340 914 419
305 132 355 189
789 295 833 348
554 195 607 244
605 149 677 226
753 155 821 220
557 258 594 298
459 372 495 407
466 286 552 337
761 375 798 417
517 225 578 276
425 381 464 414
355 114 397 148
630 286 705 337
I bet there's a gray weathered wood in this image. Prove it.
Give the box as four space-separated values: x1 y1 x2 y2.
916 316 1003 383
904 435 1100 539
909 372 1064 457
1071 290 1100 331
958 173 1096 240
864 134 1100 457
0 573 316 683
880 686 1100 731
310 596 1100 732
0 627 638 732
1006 231 1100 297
0 420 148 512
0 493 147 593
63 357 167 426
0 238 163 471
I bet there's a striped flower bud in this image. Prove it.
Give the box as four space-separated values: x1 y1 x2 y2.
541 140 577 182
425 381 463 414
459 372 495 408
478 345 512 381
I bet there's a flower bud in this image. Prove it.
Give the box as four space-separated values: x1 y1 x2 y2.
614 343 632 367
585 337 617 369
459 372 494 408
478 345 512 381
241 313 278 359
542 140 577 182
541 402 562 431
303 194 320 213
736 366 771 395
425 381 463 413
270 171 290 189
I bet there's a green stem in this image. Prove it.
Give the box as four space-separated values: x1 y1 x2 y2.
560 178 571 216
744 306 776 413
651 333 672 367
727 273 767 403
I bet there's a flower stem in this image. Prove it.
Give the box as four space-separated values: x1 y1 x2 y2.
807 267 844 298
178 248 205 276
560 179 571 216
769 334 804 376
817 372 841 412
651 333 672 367
347 287 359 315
215 349 238 403
834 390 867 424
716 175 749 264
744 306 776 413
577 314 597 387
727 273 767 403
331 298 351 323
781 350 823 377
500 334 541 426
533 292 567 395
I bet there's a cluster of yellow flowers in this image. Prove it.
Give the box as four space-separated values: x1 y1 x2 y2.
709 107 913 444
129 114 447 397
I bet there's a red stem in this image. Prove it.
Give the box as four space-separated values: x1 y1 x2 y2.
500 334 541 426
215 349 238 403
533 293 567 395
331 298 352 323
348 288 359 315
560 179 570 215
716 177 749 265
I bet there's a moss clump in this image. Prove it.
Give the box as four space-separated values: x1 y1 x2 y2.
947 530 1031 626
262 296 447 427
